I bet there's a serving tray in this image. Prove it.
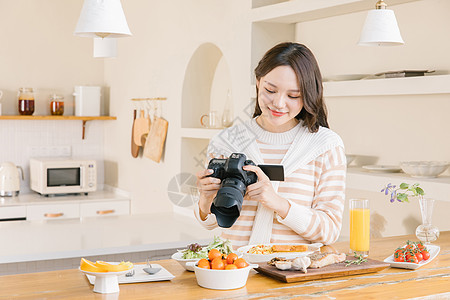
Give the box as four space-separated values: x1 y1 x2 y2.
256 256 389 283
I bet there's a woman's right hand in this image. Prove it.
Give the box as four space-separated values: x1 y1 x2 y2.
196 169 221 220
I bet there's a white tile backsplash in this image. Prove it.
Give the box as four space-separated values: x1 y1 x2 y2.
0 120 105 194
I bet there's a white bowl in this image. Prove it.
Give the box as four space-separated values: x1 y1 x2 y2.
345 154 356 166
171 252 200 272
400 161 450 178
187 262 257 290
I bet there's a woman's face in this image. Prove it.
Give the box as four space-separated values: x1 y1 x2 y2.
256 65 303 133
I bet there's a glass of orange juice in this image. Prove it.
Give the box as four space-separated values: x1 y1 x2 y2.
350 198 370 257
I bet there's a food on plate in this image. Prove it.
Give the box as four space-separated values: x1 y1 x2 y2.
248 245 273 254
275 261 292 270
392 240 430 263
248 244 308 254
196 249 249 270
292 256 311 272
268 257 287 266
178 236 233 259
272 244 308 252
309 252 346 268
80 258 133 273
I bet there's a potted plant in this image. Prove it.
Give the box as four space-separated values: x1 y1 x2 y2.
381 183 439 244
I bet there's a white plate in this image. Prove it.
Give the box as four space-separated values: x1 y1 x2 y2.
236 243 322 264
85 264 175 284
383 244 440 270
362 165 402 173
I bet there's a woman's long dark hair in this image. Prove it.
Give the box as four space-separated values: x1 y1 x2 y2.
253 42 329 132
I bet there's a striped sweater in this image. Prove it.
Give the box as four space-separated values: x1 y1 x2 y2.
194 120 346 248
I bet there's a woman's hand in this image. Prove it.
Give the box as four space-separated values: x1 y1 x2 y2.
196 169 221 220
243 165 290 219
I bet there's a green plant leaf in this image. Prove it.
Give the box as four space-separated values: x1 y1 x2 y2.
399 183 409 189
416 187 425 195
397 193 408 202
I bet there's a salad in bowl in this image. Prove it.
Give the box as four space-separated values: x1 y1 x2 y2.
172 236 235 271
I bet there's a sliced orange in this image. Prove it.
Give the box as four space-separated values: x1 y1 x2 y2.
95 261 132 272
80 258 101 272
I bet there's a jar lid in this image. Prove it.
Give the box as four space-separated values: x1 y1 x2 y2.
50 93 64 101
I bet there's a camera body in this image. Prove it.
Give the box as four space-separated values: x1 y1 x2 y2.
207 153 258 228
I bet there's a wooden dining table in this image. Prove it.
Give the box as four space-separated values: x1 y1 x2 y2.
1 231 449 299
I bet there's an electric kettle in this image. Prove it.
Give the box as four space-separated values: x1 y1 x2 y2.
0 162 24 196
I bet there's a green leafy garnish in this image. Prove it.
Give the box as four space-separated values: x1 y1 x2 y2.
344 252 368 267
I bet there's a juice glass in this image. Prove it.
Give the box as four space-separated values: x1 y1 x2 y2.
349 198 370 257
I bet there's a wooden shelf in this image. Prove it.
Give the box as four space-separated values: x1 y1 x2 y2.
250 0 420 23
347 167 450 202
0 115 117 139
180 128 222 140
323 75 450 97
0 116 116 121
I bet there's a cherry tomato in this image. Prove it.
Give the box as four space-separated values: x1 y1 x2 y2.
415 252 423 262
421 250 431 261
394 255 405 262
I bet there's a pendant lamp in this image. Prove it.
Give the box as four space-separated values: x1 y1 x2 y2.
74 0 131 38
358 0 404 46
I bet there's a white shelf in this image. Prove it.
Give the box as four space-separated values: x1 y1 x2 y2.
323 75 450 97
180 128 222 139
347 168 450 202
250 0 419 23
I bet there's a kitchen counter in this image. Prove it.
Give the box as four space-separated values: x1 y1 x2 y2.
0 212 220 264
1 232 449 299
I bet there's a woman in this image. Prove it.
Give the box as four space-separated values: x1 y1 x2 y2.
194 42 346 248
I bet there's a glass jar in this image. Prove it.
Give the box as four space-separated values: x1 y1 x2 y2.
18 87 35 115
50 94 64 115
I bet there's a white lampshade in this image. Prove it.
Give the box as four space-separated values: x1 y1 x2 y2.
358 9 404 46
74 0 132 38
93 38 117 58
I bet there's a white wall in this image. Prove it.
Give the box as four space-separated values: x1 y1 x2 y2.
102 0 251 214
0 0 106 192
295 0 450 238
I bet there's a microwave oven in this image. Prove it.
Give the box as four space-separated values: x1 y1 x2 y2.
30 158 97 195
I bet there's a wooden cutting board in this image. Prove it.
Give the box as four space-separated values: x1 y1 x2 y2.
131 109 140 158
143 117 168 163
256 256 389 283
133 110 150 146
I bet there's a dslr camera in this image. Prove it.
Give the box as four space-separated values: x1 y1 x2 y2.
207 153 283 228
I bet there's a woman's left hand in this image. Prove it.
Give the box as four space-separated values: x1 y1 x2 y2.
243 165 290 219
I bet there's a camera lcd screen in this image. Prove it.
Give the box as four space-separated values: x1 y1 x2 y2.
258 164 284 181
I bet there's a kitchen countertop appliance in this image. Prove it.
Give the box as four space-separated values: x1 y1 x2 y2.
0 162 23 196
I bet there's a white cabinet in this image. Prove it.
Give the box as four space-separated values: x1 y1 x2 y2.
0 206 26 220
27 203 80 221
80 200 130 217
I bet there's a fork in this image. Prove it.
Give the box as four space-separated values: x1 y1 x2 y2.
125 269 135 277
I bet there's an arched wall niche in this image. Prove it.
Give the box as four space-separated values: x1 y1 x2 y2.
181 43 232 128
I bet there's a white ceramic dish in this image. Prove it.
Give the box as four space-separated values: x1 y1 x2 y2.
171 252 200 272
85 264 174 285
79 267 132 294
187 262 258 290
383 244 440 270
171 251 242 272
362 165 402 173
323 74 369 82
236 243 322 264
400 161 450 178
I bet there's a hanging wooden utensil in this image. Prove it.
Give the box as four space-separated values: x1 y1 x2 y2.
133 102 150 146
144 100 168 163
131 108 139 158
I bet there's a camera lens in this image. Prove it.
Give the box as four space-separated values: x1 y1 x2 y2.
210 178 246 228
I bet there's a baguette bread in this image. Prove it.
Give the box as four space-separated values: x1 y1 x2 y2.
271 244 308 253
